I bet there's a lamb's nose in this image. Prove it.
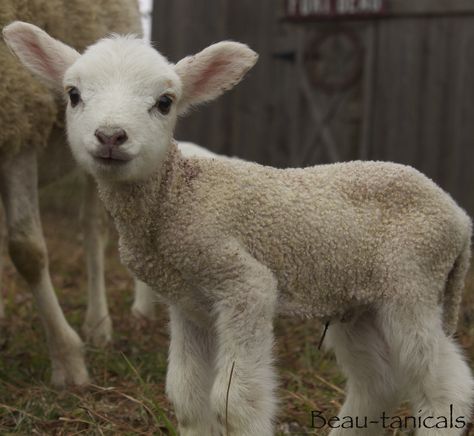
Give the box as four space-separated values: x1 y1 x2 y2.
95 128 128 146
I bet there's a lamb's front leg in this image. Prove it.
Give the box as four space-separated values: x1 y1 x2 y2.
166 305 217 436
210 262 278 436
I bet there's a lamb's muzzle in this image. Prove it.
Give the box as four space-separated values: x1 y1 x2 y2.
93 127 131 163
95 127 128 147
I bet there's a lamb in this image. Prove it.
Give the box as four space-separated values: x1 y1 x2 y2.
4 22 473 436
0 0 144 386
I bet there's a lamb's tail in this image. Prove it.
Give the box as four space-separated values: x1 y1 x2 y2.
443 235 472 336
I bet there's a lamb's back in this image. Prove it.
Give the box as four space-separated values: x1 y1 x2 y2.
190 159 470 318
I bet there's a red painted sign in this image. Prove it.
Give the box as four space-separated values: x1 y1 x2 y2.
286 0 387 19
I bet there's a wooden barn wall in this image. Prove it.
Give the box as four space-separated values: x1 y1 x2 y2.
152 1 474 217
366 17 474 218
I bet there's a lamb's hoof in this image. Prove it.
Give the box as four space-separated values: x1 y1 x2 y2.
131 303 156 321
82 315 113 347
50 332 90 388
51 361 90 388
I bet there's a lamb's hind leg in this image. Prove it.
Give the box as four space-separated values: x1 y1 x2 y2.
325 310 402 436
382 303 473 436
166 306 217 436
81 175 112 346
0 148 89 386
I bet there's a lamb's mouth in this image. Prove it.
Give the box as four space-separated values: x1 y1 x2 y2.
90 149 133 166
93 156 131 166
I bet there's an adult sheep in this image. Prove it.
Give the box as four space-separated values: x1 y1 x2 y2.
0 0 143 386
5 24 473 436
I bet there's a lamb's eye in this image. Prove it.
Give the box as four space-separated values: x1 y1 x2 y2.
156 94 173 115
68 87 81 107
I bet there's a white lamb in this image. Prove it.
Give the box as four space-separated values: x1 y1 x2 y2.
4 22 473 436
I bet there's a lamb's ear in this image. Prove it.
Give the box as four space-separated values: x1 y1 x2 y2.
174 41 258 113
2 21 80 90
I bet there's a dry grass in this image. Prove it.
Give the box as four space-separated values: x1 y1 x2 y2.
0 202 472 435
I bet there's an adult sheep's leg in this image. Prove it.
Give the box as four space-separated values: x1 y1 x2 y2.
0 213 7 349
81 175 112 346
0 148 89 387
325 311 401 436
166 305 217 436
0 207 7 320
381 303 473 436
131 278 156 320
210 261 278 436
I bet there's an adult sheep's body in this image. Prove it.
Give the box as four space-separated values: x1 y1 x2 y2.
0 0 142 386
1 0 143 154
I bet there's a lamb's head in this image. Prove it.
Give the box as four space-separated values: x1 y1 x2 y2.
3 22 258 182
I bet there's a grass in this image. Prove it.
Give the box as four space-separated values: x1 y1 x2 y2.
0 203 472 435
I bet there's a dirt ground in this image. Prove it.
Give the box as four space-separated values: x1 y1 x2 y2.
0 196 472 435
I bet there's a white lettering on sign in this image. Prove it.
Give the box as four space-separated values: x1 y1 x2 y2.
287 0 384 16
336 0 383 13
300 0 331 15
